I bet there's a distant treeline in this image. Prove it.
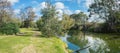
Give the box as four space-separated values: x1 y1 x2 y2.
0 0 120 36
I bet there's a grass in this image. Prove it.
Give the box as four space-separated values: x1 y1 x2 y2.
0 28 68 53
0 36 30 53
19 28 41 37
20 28 36 33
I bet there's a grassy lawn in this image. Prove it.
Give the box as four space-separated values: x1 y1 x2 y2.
0 28 68 53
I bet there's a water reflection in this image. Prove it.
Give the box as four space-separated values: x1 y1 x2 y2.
85 36 108 53
60 35 80 51
67 32 120 53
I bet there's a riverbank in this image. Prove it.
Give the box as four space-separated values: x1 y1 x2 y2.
0 28 69 53
67 32 120 53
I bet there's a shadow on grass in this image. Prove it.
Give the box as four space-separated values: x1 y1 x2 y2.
16 32 50 38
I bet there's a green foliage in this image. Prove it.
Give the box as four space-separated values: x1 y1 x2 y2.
61 14 75 33
0 0 20 35
88 0 120 33
36 4 61 37
11 17 22 27
70 12 88 25
36 18 61 37
37 5 75 37
70 12 88 32
36 19 43 31
30 22 37 28
0 0 13 25
20 6 36 28
0 22 19 35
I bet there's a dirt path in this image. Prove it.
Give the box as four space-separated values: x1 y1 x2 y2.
32 31 41 37
21 44 36 53
21 37 37 53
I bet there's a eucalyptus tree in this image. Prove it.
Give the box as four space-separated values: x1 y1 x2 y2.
0 0 13 25
88 0 120 32
70 12 88 30
37 2 75 37
19 9 26 27
37 2 60 37
20 6 36 28
61 14 75 35
0 0 19 35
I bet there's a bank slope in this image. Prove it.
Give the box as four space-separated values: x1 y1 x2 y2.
0 36 67 53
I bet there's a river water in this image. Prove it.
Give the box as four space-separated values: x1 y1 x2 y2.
60 32 120 53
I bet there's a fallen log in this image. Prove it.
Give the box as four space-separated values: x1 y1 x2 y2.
75 46 91 53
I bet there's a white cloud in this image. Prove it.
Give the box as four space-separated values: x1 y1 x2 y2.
8 0 19 5
40 2 47 9
32 2 47 17
33 8 37 12
14 9 20 14
56 9 63 19
118 1 120 4
85 0 93 8
88 14 105 23
31 1 38 4
55 2 65 9
64 9 72 15
55 2 72 15
75 10 81 14
33 2 47 12
36 2 72 16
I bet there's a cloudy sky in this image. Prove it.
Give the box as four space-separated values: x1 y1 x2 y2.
7 0 120 22
8 0 93 15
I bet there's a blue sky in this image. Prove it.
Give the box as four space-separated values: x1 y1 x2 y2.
8 0 93 15
8 0 120 22
4 0 120 22
7 0 95 21
12 0 87 11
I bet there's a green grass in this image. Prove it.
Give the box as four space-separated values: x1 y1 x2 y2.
20 28 36 32
19 28 41 37
0 36 30 53
0 28 68 53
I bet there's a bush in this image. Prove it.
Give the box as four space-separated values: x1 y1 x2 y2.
0 22 19 35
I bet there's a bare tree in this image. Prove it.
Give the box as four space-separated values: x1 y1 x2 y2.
20 6 36 28
0 0 13 25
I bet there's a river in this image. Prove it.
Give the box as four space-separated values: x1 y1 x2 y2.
60 32 120 53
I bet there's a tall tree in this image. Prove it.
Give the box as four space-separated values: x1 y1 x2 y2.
70 12 88 30
20 6 36 28
0 0 19 35
37 2 75 37
37 2 59 37
0 0 13 25
19 9 26 27
89 0 120 33
61 14 74 34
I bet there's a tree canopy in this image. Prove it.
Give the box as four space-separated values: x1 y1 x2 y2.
88 0 120 33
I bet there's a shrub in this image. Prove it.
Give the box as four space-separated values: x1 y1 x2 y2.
0 22 19 35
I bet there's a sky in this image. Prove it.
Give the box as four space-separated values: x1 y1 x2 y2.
6 0 120 22
7 0 94 21
8 0 93 14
